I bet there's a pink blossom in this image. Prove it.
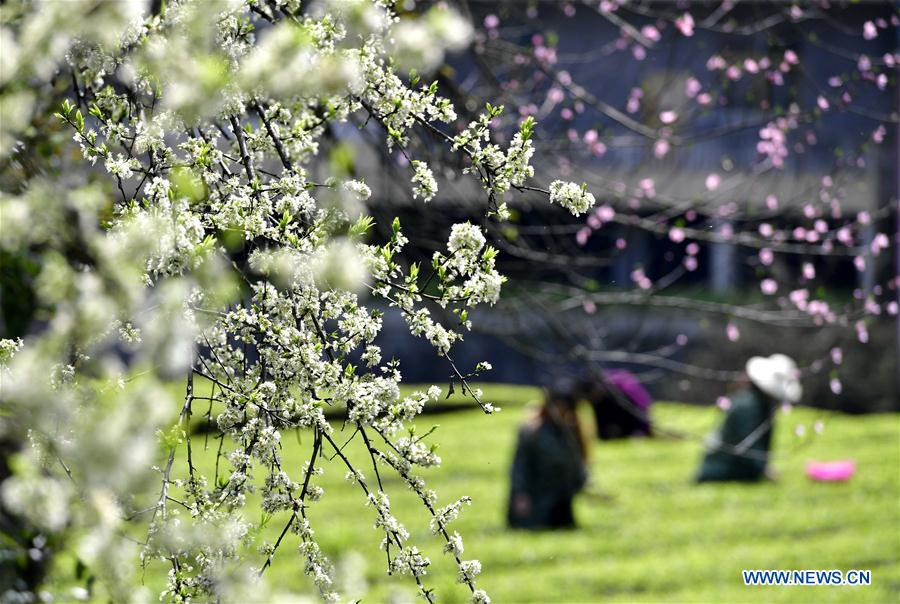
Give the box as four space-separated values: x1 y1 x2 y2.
759 248 774 266
685 77 701 98
616 237 627 250
726 66 741 80
583 129 598 144
857 211 871 225
697 92 712 106
561 108 574 120
564 3 576 17
686 242 699 256
865 299 881 316
591 142 607 157
626 87 643 113
547 87 565 104
654 139 670 158
716 396 731 411
659 110 678 124
802 262 815 280
676 333 688 346
576 227 591 246
784 50 799 64
684 256 697 271
873 125 886 143
641 25 661 42
567 128 579 142
675 13 695 36
828 76 843 87
705 173 721 191
726 322 740 342
871 233 889 255
484 14 500 29
743 58 760 74
856 320 869 343
854 256 866 272
858 55 871 72
837 227 853 245
830 347 843 365
668 227 685 243
887 301 899 316
817 96 830 110
794 424 806 437
596 204 616 222
790 289 809 310
632 45 646 61
707 55 726 70
863 21 877 40
559 70 573 85
760 278 778 295
766 194 779 210
583 300 596 314
631 267 652 290
814 219 828 234
759 223 773 237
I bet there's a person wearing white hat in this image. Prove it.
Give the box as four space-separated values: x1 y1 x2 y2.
696 354 802 482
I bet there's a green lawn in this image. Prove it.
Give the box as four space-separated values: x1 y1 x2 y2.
146 383 899 602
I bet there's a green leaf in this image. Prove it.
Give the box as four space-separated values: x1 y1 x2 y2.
349 215 375 238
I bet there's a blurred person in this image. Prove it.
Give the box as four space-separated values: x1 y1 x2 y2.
577 370 653 440
507 384 589 529
696 354 802 483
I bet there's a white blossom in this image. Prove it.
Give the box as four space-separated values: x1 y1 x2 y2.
411 160 438 201
549 180 596 216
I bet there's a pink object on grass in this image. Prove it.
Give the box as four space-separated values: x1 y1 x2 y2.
805 460 855 482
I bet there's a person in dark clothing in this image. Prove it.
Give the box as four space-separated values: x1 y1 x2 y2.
697 354 802 483
577 370 652 440
507 386 588 529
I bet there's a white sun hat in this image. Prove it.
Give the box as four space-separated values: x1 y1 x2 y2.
745 354 803 403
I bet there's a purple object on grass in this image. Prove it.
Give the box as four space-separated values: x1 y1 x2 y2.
805 460 856 482
604 369 653 410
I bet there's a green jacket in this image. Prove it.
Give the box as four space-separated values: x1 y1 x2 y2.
508 420 587 528
697 387 774 482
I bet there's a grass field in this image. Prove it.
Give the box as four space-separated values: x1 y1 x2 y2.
138 383 899 602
